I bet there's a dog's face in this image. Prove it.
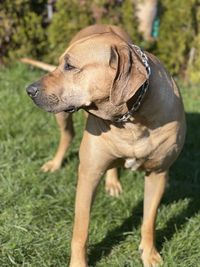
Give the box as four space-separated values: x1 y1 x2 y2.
26 33 148 120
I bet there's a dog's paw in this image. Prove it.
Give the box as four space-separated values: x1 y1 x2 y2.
105 177 122 197
41 160 61 172
139 246 163 267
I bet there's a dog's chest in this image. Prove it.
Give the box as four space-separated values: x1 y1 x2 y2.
104 123 154 160
105 120 181 171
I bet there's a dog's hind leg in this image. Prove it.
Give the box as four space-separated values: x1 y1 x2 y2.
41 112 74 172
139 171 168 267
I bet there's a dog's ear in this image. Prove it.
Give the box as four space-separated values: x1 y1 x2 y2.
109 45 148 106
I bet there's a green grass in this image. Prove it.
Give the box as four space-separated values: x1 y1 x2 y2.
0 63 200 267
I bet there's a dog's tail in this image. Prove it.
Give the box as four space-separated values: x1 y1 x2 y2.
20 58 56 72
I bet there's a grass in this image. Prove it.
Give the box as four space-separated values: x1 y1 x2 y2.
0 62 200 267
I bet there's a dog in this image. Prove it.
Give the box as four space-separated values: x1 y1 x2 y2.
22 25 130 197
26 24 186 267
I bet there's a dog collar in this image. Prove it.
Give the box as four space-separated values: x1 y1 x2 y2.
115 45 151 123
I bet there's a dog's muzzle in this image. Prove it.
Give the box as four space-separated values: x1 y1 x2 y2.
26 81 50 110
26 81 80 114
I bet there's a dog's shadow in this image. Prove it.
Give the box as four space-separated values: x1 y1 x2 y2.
88 112 200 266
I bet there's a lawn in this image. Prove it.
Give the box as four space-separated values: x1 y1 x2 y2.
0 63 200 267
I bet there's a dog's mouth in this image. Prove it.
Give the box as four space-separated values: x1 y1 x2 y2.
64 106 78 113
64 102 93 113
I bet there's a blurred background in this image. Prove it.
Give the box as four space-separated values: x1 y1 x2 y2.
0 0 200 84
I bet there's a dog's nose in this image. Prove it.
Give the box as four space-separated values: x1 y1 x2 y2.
26 84 39 98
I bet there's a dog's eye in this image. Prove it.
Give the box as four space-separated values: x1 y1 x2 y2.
64 62 75 71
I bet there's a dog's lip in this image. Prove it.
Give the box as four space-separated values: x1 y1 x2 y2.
64 106 78 113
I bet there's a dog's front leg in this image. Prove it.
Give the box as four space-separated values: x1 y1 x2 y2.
139 171 168 267
69 163 104 267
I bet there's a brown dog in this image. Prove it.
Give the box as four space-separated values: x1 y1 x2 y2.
23 26 130 197
26 25 186 267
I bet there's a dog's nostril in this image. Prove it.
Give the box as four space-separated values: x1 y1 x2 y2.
26 85 39 98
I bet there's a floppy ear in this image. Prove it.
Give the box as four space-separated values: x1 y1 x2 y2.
109 45 148 106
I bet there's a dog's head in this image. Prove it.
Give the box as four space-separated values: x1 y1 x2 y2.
26 32 148 121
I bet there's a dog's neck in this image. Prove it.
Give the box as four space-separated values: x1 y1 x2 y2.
113 79 150 123
84 85 150 125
